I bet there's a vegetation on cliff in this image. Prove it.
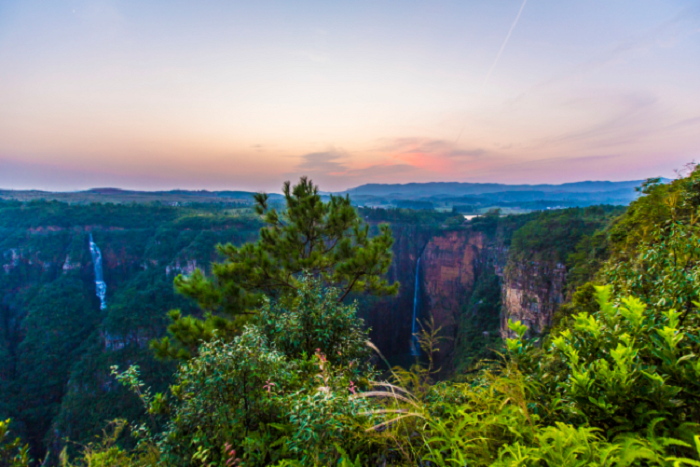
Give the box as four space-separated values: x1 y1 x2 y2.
0 200 263 459
5 168 700 465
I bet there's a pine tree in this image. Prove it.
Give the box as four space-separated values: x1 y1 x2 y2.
152 177 399 359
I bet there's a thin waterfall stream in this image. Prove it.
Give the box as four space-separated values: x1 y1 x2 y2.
410 257 421 356
89 234 107 310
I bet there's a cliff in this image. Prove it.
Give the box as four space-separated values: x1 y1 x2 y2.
421 231 486 361
494 206 622 338
499 260 566 338
358 223 433 358
360 226 492 367
0 203 261 457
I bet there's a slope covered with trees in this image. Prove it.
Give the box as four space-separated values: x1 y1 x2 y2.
41 168 698 466
0 201 262 459
3 169 699 466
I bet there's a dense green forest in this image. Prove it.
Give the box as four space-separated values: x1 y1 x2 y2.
2 171 699 466
0 201 263 460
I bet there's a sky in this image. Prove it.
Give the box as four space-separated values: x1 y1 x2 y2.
0 0 698 192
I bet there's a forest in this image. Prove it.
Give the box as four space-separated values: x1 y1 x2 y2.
1 169 699 466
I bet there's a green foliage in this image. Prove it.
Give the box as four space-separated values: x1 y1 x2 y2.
357 207 454 224
0 199 262 460
392 200 435 211
359 286 700 466
14 276 98 453
0 419 30 467
608 177 677 255
551 281 598 331
155 177 398 359
116 279 374 467
509 206 623 265
58 421 135 467
0 200 180 230
565 230 612 294
453 267 504 375
600 167 700 328
604 220 700 320
543 287 700 431
257 278 372 369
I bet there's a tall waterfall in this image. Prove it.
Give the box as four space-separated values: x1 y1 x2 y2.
89 234 107 310
410 257 421 356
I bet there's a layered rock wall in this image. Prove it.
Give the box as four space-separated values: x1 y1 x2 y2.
363 222 570 364
360 223 432 357
499 260 566 338
421 231 486 359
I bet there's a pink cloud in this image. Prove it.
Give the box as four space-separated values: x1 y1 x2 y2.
375 137 487 173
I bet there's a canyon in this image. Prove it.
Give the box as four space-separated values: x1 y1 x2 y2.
0 201 595 457
361 216 570 370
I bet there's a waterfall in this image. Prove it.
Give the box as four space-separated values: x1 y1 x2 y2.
89 234 107 310
410 257 421 356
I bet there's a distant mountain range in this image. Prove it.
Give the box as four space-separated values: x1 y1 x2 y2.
0 178 671 213
332 178 671 212
0 188 285 205
339 180 665 197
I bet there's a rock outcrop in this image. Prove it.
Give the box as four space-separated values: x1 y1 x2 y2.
499 260 566 338
421 231 486 359
362 221 570 365
359 223 433 358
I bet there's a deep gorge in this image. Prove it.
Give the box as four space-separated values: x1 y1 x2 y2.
0 200 620 458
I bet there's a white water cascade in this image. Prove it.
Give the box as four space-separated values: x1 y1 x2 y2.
89 234 107 310
410 257 421 356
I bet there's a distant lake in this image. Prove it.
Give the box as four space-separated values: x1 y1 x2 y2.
464 215 480 221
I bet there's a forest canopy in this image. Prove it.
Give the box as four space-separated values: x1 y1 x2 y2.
3 170 700 466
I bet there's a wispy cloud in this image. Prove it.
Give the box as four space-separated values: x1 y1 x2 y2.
347 162 416 178
292 139 489 183
377 137 488 172
663 116 700 132
296 150 348 174
510 5 700 103
540 90 659 150
288 149 418 188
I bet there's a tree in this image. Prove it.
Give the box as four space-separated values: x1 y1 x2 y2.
116 279 374 467
153 177 398 359
602 167 700 325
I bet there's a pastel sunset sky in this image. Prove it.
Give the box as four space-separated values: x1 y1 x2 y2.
0 0 698 192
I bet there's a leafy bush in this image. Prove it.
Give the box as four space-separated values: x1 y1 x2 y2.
156 327 298 465
360 285 700 466
113 279 373 467
510 286 700 434
257 280 372 369
0 419 30 467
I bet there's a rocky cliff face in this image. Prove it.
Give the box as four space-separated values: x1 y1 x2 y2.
365 223 569 365
360 226 493 365
420 231 486 360
499 259 566 338
359 223 433 358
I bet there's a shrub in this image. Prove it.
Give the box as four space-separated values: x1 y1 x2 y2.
257 278 372 370
114 279 374 467
0 419 30 467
